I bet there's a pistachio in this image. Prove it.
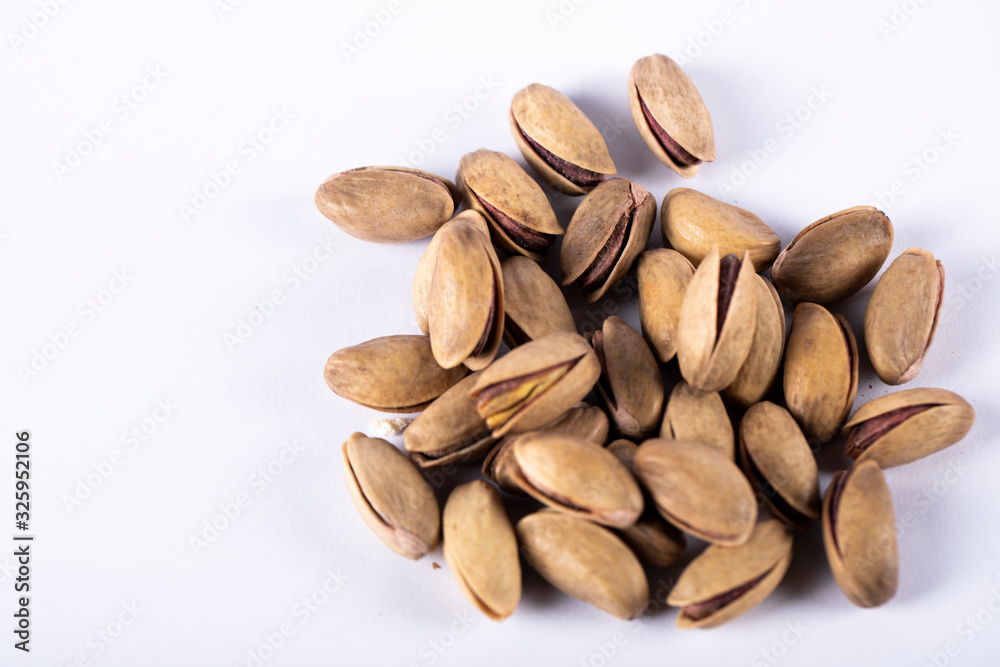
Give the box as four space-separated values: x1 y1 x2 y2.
509 83 616 195
660 381 734 460
606 438 639 469
771 206 893 304
517 510 649 619
637 248 694 363
457 149 564 260
501 256 576 348
676 247 758 392
560 178 656 302
341 433 440 559
404 373 496 468
480 433 524 495
783 303 859 442
627 54 715 177
443 481 521 621
315 166 459 243
470 332 601 437
864 248 945 385
634 438 757 546
822 460 898 608
324 335 467 412
591 316 664 439
661 189 780 268
842 388 974 469
739 402 821 530
668 519 793 628
724 276 786 407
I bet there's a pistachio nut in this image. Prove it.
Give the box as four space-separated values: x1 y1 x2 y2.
606 438 639 469
864 248 944 385
771 206 893 304
443 481 521 621
668 519 793 628
341 432 440 559
315 166 459 243
517 510 649 619
660 381 734 460
822 460 898 608
739 402 821 530
676 247 759 392
470 332 601 438
627 54 715 177
661 189 780 269
560 178 656 302
404 372 496 468
842 388 974 469
457 149 564 260
501 256 576 348
324 335 467 412
509 83 616 195
480 433 524 495
591 316 664 439
634 438 757 546
783 303 859 442
637 248 694 363
724 276 786 407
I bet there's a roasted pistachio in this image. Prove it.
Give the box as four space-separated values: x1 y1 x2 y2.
660 381 734 460
724 276 786 407
404 373 496 468
501 256 576 348
591 316 664 439
637 248 695 363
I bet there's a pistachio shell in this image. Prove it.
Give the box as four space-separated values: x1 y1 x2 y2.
542 402 610 446
724 276 786 407
324 335 467 412
443 481 521 621
480 434 524 495
822 461 898 608
864 248 944 385
676 247 759 391
627 54 715 178
637 248 694 363
606 438 639 469
404 373 496 468
592 316 664 439
634 438 757 546
661 189 780 268
510 84 616 195
771 206 893 304
517 510 649 619
315 166 459 243
842 388 974 469
668 520 792 628
560 178 656 302
501 256 576 348
342 433 440 559
660 381 734 460
783 303 858 442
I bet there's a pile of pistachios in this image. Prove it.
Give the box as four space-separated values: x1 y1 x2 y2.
317 54 975 627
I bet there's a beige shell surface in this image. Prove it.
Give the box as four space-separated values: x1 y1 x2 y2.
724 276 786 407
595 316 664 439
501 256 576 347
619 513 687 568
637 248 695 363
543 402 610 446
404 372 495 468
660 381 734 460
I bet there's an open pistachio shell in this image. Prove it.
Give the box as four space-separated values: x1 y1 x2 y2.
637 248 695 363
404 372 496 468
501 256 576 348
660 381 734 460
591 316 664 439
724 276 786 407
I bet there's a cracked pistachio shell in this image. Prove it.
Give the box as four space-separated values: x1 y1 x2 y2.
324 335 467 413
771 206 893 304
676 247 758 392
591 316 664 439
404 372 496 469
634 438 757 546
739 402 821 530
470 332 600 438
842 388 974 469
443 481 521 621
660 381 734 460
517 510 649 620
501 256 576 348
561 178 656 302
822 461 898 608
457 149 563 260
637 248 695 363
315 166 459 243
661 189 780 269
783 303 858 442
510 84 616 196
864 248 944 385
627 54 715 178
507 432 643 528
342 433 440 559
480 433 525 495
668 519 792 629
724 276 786 407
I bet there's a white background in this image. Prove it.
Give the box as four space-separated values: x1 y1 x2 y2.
3 0 1000 665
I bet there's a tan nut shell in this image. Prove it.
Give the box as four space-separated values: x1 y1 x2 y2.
443 481 521 621
771 206 893 304
543 402 610 446
724 276 786 407
501 256 576 347
660 381 734 460
593 316 664 439
637 248 695 363
517 510 649 619
315 166 459 243
404 372 495 468
342 433 440 559
864 248 944 385
324 335 467 413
